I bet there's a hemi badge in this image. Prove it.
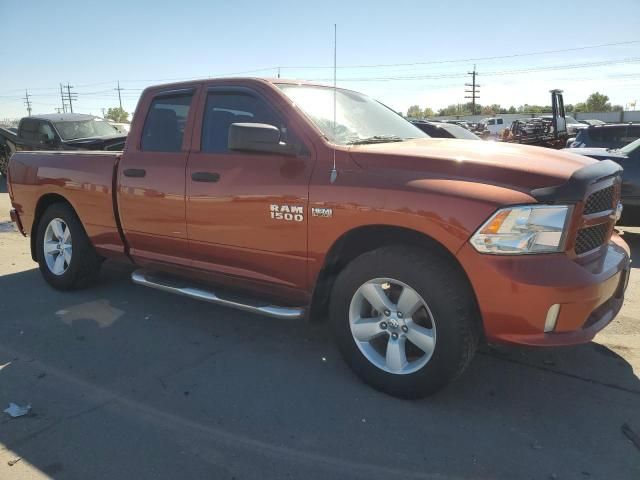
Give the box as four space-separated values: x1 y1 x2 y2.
311 207 333 218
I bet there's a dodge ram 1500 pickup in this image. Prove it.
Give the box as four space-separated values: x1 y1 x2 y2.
7 78 631 398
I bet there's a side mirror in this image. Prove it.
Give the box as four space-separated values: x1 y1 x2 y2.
228 123 297 156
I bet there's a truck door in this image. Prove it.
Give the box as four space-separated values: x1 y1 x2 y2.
117 87 198 267
185 86 313 299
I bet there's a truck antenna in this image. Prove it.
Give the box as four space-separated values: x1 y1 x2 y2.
330 23 338 184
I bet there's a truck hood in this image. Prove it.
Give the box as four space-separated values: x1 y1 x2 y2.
348 138 596 194
64 134 127 151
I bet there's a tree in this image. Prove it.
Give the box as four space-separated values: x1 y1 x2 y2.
105 107 129 123
574 102 587 113
422 107 435 118
612 104 624 112
585 92 611 112
406 105 423 119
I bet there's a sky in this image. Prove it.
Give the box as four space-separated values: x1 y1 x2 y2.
1 0 639 119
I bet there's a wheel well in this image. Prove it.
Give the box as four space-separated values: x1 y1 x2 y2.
30 194 73 262
308 225 476 323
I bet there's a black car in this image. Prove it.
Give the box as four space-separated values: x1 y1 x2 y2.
411 121 480 140
0 113 127 175
568 123 640 149
563 138 640 210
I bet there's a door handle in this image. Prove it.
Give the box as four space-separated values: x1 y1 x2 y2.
191 172 220 183
123 168 146 178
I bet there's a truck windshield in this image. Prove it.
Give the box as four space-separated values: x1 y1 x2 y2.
54 119 119 140
277 84 427 145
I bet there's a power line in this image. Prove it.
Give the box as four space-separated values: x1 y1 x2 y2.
278 39 640 70
308 57 640 82
2 38 638 95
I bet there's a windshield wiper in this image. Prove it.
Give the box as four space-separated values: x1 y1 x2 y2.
347 135 406 145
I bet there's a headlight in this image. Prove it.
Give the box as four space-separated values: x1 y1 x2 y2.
470 205 570 254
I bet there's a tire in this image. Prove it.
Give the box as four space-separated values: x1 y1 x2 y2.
36 203 102 290
0 146 8 177
330 245 480 399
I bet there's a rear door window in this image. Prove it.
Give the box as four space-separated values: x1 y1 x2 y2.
141 93 193 152
497 119 503 125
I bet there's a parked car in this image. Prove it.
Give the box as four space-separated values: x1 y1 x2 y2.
411 120 481 139
563 137 640 210
8 78 630 398
567 123 640 149
479 117 506 136
0 113 127 176
442 120 472 130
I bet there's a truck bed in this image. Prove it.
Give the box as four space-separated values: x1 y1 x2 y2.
8 150 126 257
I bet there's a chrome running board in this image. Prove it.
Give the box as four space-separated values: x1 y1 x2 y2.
131 269 304 320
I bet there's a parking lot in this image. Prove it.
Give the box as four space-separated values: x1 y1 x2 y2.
0 176 638 479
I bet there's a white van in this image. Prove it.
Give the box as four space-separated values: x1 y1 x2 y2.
480 117 506 137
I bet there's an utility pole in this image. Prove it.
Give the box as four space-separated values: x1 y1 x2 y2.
101 107 106 118
465 65 480 115
23 90 32 116
277 67 281 79
60 84 67 113
62 83 77 113
114 80 123 109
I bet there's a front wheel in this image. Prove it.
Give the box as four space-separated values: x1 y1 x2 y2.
36 203 102 290
330 245 480 398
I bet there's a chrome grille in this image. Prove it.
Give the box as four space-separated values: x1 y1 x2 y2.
584 185 615 215
575 223 609 255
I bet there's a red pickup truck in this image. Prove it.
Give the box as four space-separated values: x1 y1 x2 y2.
7 78 631 397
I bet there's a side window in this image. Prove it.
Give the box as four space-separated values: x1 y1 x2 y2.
497 119 503 125
487 119 495 126
201 92 283 153
38 123 55 142
20 119 39 141
141 93 193 152
620 126 640 145
589 129 605 142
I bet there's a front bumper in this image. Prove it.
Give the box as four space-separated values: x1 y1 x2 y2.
457 232 631 346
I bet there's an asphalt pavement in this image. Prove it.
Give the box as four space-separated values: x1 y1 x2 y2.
0 176 639 479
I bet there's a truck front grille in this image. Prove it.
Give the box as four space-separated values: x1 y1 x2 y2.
583 185 615 215
575 223 609 255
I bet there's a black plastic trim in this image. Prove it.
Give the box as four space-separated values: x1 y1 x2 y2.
531 160 622 203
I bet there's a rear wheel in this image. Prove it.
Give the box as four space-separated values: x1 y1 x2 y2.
36 203 102 290
330 245 480 398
